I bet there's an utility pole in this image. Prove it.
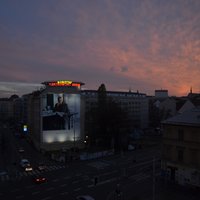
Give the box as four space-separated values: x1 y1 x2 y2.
152 156 156 200
73 115 76 151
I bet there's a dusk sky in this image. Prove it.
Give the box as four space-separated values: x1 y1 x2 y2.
1 0 200 97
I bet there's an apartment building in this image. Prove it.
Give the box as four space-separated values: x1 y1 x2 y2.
82 90 149 130
161 108 200 187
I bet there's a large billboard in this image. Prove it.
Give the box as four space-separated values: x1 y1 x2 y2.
41 93 80 143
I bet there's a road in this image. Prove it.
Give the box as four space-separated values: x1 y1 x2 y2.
1 124 200 200
0 134 161 200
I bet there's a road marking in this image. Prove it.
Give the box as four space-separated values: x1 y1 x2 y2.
101 170 118 177
129 173 145 180
32 191 40 195
25 185 34 189
34 170 40 174
63 176 70 179
16 195 24 199
88 184 94 188
41 196 52 200
60 184 67 187
87 161 111 169
74 187 81 191
46 187 54 191
60 191 68 195
0 175 9 181
11 189 20 192
87 177 118 188
82 175 89 180
72 180 79 184
98 177 118 185
0 165 66 182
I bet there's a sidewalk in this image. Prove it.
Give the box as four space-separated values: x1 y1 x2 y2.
147 179 200 200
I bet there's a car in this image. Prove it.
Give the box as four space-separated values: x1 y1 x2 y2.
37 163 46 171
20 159 33 172
32 175 47 184
18 147 25 153
76 195 95 200
128 144 135 151
0 171 8 176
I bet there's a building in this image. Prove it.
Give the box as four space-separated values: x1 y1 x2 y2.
0 95 19 122
24 80 149 159
82 90 148 130
155 89 168 98
82 89 149 150
161 107 200 187
148 96 176 128
27 80 85 157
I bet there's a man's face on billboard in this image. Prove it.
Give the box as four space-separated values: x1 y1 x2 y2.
58 96 63 103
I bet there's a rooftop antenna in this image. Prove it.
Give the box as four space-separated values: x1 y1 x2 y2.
190 86 193 94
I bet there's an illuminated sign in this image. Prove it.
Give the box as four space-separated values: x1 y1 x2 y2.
42 80 84 88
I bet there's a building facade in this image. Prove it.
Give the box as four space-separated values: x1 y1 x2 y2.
82 90 149 130
0 97 15 122
27 80 85 154
24 81 149 158
161 108 200 187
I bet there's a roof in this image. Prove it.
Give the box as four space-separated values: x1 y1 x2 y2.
162 107 200 127
82 89 146 96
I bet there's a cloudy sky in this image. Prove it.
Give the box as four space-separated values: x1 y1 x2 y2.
1 0 200 97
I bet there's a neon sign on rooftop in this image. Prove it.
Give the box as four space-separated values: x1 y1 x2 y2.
42 80 84 88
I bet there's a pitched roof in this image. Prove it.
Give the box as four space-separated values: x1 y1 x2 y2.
162 107 200 127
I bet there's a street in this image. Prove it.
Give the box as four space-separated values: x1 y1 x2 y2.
1 125 200 200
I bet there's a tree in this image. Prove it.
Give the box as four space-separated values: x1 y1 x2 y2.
87 83 129 152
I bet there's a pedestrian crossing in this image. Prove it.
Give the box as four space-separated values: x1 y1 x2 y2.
87 160 111 169
0 165 66 182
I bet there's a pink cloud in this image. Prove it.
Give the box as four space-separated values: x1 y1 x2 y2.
1 0 200 96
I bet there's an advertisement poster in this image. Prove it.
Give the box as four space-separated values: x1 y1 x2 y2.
41 93 80 143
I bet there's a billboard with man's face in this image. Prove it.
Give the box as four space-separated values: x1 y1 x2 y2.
41 93 80 143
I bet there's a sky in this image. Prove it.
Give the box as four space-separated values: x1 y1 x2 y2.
1 0 200 97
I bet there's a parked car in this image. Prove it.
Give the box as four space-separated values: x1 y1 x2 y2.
32 175 47 184
20 159 33 172
76 195 95 200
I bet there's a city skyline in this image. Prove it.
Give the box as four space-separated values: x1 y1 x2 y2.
1 0 200 97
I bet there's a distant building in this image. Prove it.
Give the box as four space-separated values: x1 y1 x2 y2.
82 90 149 150
155 89 168 98
0 95 18 122
161 108 200 187
148 96 176 128
82 90 149 130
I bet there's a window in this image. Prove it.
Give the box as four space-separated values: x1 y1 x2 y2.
177 149 184 162
178 129 184 141
189 149 198 165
